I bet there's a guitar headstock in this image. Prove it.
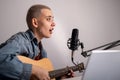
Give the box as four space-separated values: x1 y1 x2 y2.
76 62 85 72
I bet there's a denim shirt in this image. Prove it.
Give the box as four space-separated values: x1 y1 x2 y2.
0 29 47 80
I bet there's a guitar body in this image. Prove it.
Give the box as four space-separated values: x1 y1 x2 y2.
17 56 54 71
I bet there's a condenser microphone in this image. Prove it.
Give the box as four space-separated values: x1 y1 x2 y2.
67 28 80 51
67 28 81 65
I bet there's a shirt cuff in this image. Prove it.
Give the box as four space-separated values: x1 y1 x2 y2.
21 63 32 80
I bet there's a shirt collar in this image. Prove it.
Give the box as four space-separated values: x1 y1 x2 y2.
25 29 38 45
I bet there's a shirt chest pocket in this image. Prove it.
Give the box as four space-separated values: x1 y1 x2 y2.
20 42 39 59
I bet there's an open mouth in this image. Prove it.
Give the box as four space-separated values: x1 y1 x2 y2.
49 28 54 34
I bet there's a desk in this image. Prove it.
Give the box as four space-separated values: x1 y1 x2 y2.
63 76 82 80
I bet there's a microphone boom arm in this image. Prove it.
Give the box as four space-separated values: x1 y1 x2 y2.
81 40 120 57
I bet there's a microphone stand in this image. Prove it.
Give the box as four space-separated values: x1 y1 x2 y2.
81 40 120 57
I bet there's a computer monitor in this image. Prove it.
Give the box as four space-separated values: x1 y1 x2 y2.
82 50 120 80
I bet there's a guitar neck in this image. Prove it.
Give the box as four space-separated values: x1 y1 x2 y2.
49 62 84 79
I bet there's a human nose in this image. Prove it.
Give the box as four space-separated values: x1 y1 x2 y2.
51 21 56 27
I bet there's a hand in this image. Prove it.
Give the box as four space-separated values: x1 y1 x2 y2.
31 65 50 80
66 69 75 78
60 68 75 80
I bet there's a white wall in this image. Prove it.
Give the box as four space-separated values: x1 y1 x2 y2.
0 0 120 77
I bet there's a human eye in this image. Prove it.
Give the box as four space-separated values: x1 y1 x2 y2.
46 17 51 21
46 16 54 22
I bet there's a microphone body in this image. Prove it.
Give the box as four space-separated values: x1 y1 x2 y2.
67 28 80 51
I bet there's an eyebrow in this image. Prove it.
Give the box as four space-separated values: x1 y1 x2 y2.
45 16 54 18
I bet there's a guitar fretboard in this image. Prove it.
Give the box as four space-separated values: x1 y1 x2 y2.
49 62 84 79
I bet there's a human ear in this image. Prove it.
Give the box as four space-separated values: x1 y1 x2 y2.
32 18 38 28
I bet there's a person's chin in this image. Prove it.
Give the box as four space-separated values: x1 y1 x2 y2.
45 35 51 38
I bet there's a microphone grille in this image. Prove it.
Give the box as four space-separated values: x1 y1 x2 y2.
70 28 79 50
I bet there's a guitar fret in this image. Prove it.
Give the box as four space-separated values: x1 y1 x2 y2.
49 68 69 78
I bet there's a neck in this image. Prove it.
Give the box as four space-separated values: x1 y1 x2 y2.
33 30 42 43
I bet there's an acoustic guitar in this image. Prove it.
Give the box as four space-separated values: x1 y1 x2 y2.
17 56 84 80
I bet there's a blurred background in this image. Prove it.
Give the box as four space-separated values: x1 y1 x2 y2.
0 0 120 77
